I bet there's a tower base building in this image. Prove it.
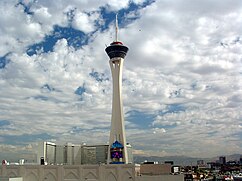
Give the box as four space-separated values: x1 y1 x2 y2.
37 141 133 165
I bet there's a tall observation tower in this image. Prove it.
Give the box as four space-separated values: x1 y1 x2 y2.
105 15 129 164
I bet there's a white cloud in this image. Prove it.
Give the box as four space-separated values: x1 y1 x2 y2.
72 11 99 33
105 0 130 11
0 2 44 55
153 127 166 134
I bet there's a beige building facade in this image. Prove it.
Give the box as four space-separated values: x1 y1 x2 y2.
0 164 184 181
140 164 172 175
0 164 135 181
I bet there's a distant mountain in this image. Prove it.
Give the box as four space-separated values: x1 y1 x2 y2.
133 154 242 166
133 155 202 165
210 154 241 162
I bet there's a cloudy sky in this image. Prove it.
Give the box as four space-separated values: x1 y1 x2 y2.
0 0 242 161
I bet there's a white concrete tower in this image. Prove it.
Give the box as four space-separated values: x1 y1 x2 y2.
105 15 129 164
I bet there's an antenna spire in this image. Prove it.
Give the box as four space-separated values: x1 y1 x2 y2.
115 13 118 42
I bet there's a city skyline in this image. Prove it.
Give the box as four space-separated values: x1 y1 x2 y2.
0 0 242 160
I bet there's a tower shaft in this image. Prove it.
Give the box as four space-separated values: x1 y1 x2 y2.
105 15 129 164
108 57 128 164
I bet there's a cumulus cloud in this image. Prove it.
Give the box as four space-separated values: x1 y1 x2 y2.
72 11 100 33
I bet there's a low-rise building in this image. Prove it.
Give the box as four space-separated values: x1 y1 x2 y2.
140 163 171 175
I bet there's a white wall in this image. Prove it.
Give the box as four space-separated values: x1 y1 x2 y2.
0 177 23 181
0 165 184 181
0 164 135 181
9 178 23 181
136 175 183 181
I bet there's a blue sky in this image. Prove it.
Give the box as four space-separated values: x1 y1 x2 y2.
0 0 242 161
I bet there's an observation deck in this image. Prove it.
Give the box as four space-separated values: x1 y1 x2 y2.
105 41 129 59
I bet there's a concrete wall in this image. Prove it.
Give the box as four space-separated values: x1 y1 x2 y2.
136 175 184 181
0 164 135 181
0 177 23 181
9 178 23 181
140 164 171 175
